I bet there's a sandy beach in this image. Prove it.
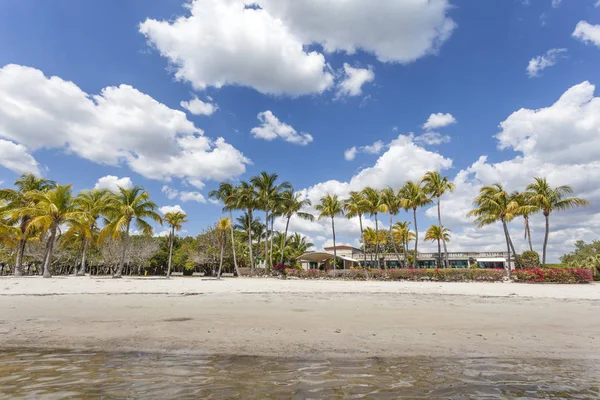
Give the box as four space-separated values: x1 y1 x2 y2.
1 277 599 359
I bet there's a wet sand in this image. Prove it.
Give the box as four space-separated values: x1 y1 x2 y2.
1 277 599 359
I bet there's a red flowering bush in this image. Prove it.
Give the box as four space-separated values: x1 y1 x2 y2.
513 268 593 284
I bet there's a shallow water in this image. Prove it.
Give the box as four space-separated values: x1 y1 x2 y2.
0 349 598 399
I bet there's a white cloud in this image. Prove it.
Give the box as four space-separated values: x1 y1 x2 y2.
162 185 206 204
344 140 385 161
526 48 567 77
596 0 600 7
159 205 186 215
250 111 313 145
139 0 334 96
552 0 562 7
0 140 40 175
573 21 600 47
180 96 218 116
0 65 250 187
422 113 456 130
337 64 375 97
94 175 133 192
258 0 456 63
412 131 451 146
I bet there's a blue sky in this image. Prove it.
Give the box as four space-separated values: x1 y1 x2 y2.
1 0 599 260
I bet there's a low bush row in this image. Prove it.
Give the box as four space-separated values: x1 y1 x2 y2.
513 268 593 284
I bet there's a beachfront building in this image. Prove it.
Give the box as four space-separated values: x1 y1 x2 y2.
297 245 510 270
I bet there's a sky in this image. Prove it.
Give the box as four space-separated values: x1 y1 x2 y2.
1 0 600 261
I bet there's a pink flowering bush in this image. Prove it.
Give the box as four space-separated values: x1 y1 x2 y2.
513 268 593 284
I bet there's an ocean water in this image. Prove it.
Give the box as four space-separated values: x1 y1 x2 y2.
0 349 598 399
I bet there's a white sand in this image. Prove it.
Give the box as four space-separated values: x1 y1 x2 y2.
1 277 599 359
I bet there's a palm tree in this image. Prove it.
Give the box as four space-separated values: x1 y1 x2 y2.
425 225 451 267
392 221 415 267
209 182 241 276
0 173 56 276
422 171 455 268
343 191 368 259
250 172 291 270
216 217 231 279
381 187 403 265
400 181 432 268
514 192 536 252
315 194 344 270
525 177 589 267
361 187 387 269
17 185 81 278
236 181 258 271
100 186 162 278
468 183 521 279
278 190 314 264
163 211 188 278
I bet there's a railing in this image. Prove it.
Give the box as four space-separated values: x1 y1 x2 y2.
351 252 509 260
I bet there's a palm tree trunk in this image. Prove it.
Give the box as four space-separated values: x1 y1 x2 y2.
247 209 254 271
525 216 533 252
115 221 131 278
14 237 26 276
217 231 225 279
77 238 90 276
502 220 512 280
264 209 269 270
280 216 291 265
375 213 380 269
167 227 174 278
389 214 401 266
358 215 369 279
437 238 441 268
269 215 274 269
413 208 419 269
438 198 449 268
331 217 337 271
42 225 58 278
229 210 240 277
507 231 522 269
542 214 549 267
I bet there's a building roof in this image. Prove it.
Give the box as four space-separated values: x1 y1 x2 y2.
323 245 363 252
296 252 359 263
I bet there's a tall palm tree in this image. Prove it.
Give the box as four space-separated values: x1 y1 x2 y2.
361 187 387 269
343 191 368 260
425 225 451 267
0 173 55 276
17 185 81 278
315 194 344 270
392 221 415 267
400 181 432 268
163 211 188 278
66 189 113 276
216 217 231 279
422 171 455 268
381 187 403 265
278 190 314 265
514 192 536 252
250 172 291 270
236 181 258 271
209 182 241 276
468 183 521 279
100 186 162 278
525 177 589 267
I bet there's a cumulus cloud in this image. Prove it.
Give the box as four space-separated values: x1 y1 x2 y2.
250 111 313 145
93 175 133 192
159 205 186 215
573 21 600 47
336 64 375 97
0 140 40 175
422 113 456 130
180 96 218 116
526 48 567 77
344 140 385 161
162 185 206 203
0 64 250 187
412 131 451 145
139 0 334 96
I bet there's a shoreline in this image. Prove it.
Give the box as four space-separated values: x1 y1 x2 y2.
1 278 599 359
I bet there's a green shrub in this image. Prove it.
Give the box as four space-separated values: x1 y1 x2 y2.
520 251 540 269
513 268 593 283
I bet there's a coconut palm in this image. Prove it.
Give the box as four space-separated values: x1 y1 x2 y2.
236 181 258 271
278 190 314 265
381 187 403 265
163 211 188 278
99 186 162 278
0 173 56 276
525 177 589 267
16 185 81 278
514 192 536 252
425 225 451 267
361 187 388 269
392 221 415 267
342 191 367 256
209 182 241 276
400 181 432 268
468 183 521 278
315 194 344 270
250 172 291 270
216 217 231 279
422 171 455 268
